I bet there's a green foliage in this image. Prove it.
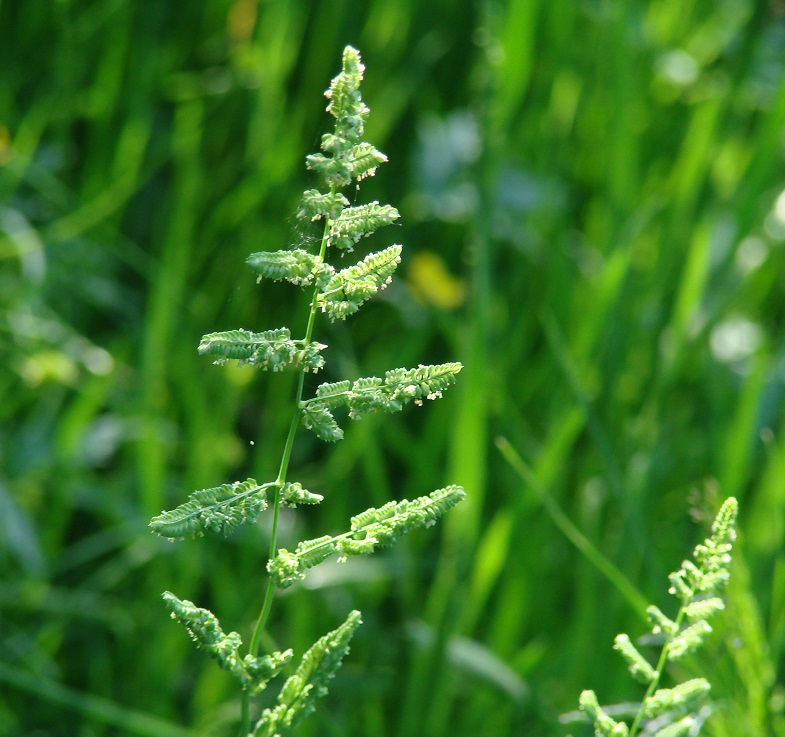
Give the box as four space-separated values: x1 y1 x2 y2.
579 498 739 737
5 3 783 737
148 45 464 735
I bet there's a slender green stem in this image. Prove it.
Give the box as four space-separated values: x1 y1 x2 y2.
237 209 333 737
496 437 650 619
627 607 687 737
238 685 250 737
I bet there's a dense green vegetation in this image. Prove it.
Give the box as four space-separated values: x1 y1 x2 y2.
1 2 784 736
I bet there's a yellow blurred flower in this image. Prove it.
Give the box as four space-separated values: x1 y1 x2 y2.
406 250 466 310
0 125 10 167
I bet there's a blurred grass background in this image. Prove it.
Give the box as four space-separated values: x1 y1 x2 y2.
2 0 785 735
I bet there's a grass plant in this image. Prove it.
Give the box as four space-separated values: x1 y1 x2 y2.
2 3 785 737
148 47 464 736
580 497 738 737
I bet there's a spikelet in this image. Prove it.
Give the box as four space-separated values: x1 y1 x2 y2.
644 679 711 721
301 403 344 442
613 634 656 683
297 189 349 221
246 249 325 286
579 690 629 737
280 481 323 508
651 717 696 737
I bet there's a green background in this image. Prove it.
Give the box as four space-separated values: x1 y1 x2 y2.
2 1 784 735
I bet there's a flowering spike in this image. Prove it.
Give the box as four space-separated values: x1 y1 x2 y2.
613 634 656 683
666 620 713 660
280 482 323 508
268 486 465 588
198 328 326 373
650 717 696 737
579 690 629 737
300 363 462 440
246 249 327 286
297 189 349 221
163 592 292 694
252 611 362 737
317 245 403 319
327 202 400 252
150 479 272 539
578 499 738 736
646 605 678 636
150 47 464 737
644 679 711 720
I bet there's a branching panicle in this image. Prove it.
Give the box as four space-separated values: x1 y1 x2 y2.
304 47 387 187
252 611 362 737
301 363 462 441
268 486 466 588
327 202 400 252
326 48 367 133
163 592 292 694
149 479 272 539
316 246 401 320
246 249 325 286
151 46 464 737
317 245 402 319
198 328 326 373
580 498 738 737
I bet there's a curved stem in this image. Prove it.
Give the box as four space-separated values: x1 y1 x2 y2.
628 607 686 737
237 211 332 737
